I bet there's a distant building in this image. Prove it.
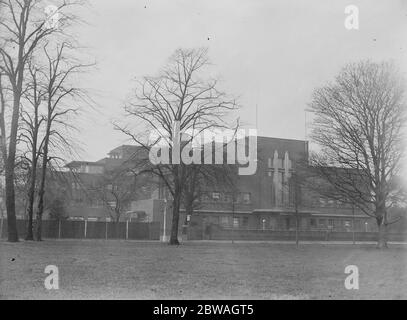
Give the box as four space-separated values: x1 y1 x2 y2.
63 145 156 222
188 137 374 235
65 161 105 174
61 138 377 236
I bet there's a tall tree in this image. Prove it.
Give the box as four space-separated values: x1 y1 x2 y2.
0 0 78 241
309 61 407 248
35 43 90 240
19 62 45 240
116 48 237 245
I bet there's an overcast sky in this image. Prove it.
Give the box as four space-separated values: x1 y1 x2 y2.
73 0 407 161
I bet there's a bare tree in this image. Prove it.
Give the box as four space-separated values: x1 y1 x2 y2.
0 0 81 241
34 43 91 240
19 62 45 240
96 168 136 223
308 61 407 248
115 48 238 245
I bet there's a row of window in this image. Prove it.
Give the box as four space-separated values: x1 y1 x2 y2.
309 218 366 230
200 192 251 204
203 215 369 231
204 215 249 227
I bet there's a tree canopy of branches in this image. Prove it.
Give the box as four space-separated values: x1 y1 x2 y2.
35 42 90 240
308 60 407 248
95 168 137 223
182 160 237 220
115 48 238 245
0 0 83 242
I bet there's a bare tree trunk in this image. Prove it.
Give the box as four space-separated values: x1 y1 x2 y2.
36 135 49 241
169 191 181 245
5 94 22 242
35 169 46 241
0 74 7 163
25 162 37 240
376 215 388 249
0 75 15 240
5 162 18 241
114 210 121 238
295 212 299 248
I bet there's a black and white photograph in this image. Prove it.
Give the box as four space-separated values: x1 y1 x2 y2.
0 0 407 306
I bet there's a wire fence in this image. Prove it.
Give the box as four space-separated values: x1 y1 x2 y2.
0 219 160 240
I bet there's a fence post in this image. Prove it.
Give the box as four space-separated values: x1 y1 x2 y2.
126 220 129 240
58 220 61 239
105 220 108 240
84 219 87 239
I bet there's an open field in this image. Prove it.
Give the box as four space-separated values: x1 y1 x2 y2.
1 240 406 299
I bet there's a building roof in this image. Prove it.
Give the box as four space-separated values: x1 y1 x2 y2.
65 161 105 168
66 136 308 171
107 145 141 155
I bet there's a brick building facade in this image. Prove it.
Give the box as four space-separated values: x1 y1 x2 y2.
187 137 376 237
60 137 380 240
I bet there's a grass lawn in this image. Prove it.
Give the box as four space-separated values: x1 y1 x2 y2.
0 240 406 299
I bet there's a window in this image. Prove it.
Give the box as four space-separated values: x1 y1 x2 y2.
280 171 285 204
310 218 316 228
71 182 80 190
209 216 219 224
242 217 249 227
285 217 291 230
70 216 84 221
222 193 232 202
261 218 266 229
233 218 239 228
270 182 276 206
300 218 307 229
212 192 220 201
220 216 229 226
242 193 251 204
90 199 101 208
200 193 210 202
318 219 326 227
